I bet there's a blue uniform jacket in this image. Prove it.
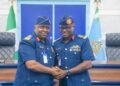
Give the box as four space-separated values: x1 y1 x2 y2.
54 35 95 86
14 33 55 86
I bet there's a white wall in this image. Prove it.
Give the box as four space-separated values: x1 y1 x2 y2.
100 0 120 34
0 0 9 32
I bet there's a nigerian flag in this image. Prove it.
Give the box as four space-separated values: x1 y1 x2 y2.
89 5 106 61
6 5 19 62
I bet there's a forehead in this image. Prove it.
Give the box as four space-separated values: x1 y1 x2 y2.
35 25 50 27
35 24 50 26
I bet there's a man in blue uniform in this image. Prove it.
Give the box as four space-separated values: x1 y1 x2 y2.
54 16 95 86
14 16 60 86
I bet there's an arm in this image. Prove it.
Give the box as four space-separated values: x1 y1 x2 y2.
25 60 58 75
69 60 92 74
70 38 94 74
19 41 60 76
55 60 92 79
55 38 94 79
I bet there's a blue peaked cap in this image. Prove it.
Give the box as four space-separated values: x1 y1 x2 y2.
59 16 74 27
35 16 50 25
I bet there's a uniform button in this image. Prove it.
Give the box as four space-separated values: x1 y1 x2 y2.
74 52 77 54
50 56 52 59
66 76 69 79
70 49 72 51
64 57 67 60
47 48 49 50
65 66 68 69
65 48 67 51
35 80 38 83
81 79 85 82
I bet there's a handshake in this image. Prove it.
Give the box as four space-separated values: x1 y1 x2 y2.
50 66 68 79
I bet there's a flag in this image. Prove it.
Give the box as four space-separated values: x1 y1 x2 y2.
88 1 106 61
6 5 16 31
6 4 19 63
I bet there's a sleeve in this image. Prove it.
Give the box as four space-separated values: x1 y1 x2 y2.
19 41 36 62
81 38 95 61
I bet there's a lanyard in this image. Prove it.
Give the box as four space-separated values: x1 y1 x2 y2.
43 48 48 63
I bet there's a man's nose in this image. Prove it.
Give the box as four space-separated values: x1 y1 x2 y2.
42 27 48 31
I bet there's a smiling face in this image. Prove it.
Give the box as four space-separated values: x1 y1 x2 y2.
34 25 50 39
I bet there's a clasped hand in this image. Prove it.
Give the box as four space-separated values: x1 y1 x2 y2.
51 66 67 79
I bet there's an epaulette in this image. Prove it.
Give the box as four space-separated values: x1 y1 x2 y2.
54 37 61 42
78 35 87 39
24 35 32 41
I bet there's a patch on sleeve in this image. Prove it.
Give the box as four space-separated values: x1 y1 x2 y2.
24 35 32 40
78 35 87 39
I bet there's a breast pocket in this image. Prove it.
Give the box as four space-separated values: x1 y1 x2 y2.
36 47 44 63
36 47 44 57
69 49 81 59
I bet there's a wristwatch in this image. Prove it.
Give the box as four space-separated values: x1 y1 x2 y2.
66 70 72 76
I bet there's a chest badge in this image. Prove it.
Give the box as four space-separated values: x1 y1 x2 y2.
69 45 81 52
39 46 44 48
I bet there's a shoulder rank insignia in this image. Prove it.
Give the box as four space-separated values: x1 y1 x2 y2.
54 37 61 42
78 35 87 39
24 35 32 40
51 47 55 54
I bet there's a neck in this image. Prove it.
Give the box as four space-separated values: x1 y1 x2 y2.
40 38 46 43
63 34 73 42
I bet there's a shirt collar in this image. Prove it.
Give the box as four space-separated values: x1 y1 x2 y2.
61 34 75 43
33 32 48 43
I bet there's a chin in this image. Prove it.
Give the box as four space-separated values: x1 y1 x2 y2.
41 36 47 39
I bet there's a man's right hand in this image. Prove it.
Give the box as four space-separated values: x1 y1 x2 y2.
50 66 61 76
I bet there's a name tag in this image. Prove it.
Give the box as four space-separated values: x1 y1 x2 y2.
43 54 48 63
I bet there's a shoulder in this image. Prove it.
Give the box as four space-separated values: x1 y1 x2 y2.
24 35 32 41
76 34 89 44
20 35 36 46
54 37 62 43
77 34 87 40
53 37 62 47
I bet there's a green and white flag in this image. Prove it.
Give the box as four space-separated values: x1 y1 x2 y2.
6 5 16 31
6 4 19 63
